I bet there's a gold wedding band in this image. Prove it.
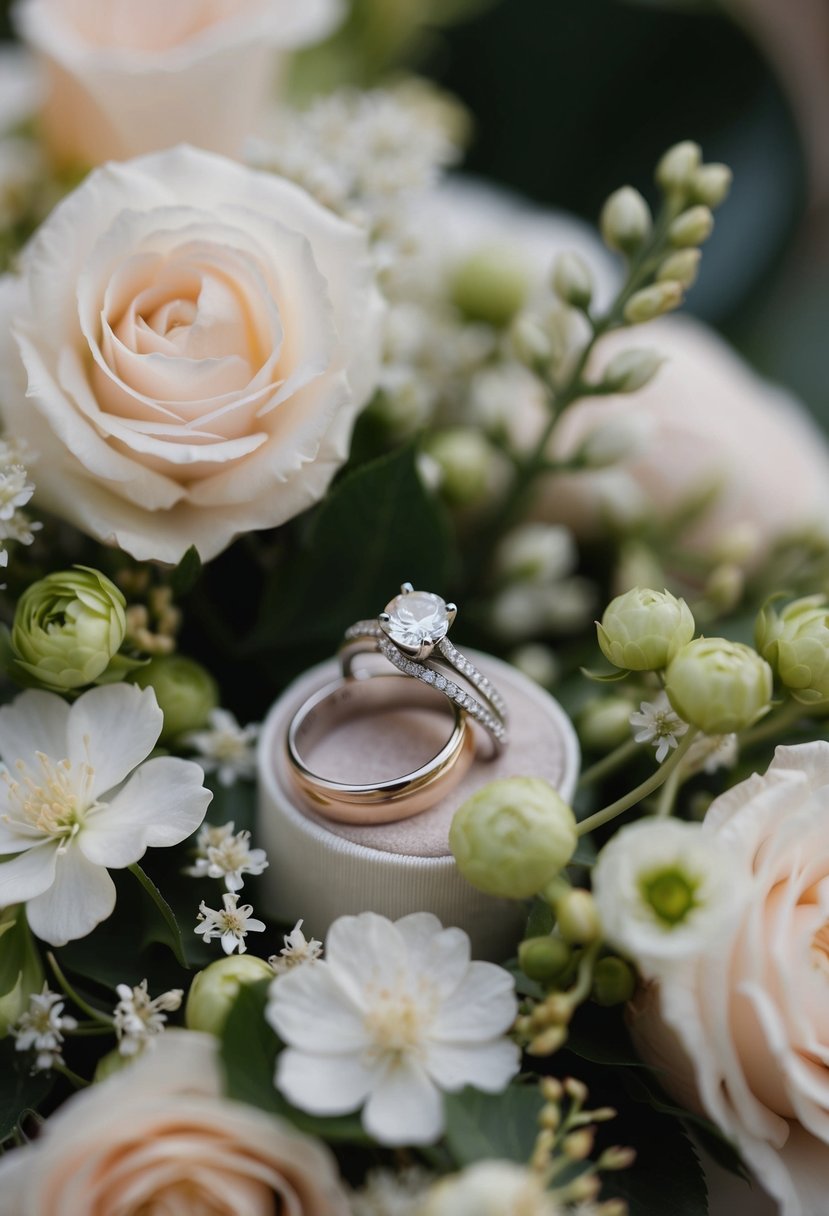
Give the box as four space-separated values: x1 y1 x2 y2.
285 673 476 824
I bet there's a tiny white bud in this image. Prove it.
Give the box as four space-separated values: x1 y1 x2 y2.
510 313 552 365
601 347 664 393
656 140 702 193
669 205 715 248
424 428 497 506
656 248 701 289
510 643 560 688
691 162 732 208
552 251 594 309
578 418 648 469
495 522 576 584
623 280 683 324
704 563 744 614
600 187 652 254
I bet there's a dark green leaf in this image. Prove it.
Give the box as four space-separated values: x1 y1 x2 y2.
443 1084 545 1167
0 1039 52 1141
128 864 188 969
579 667 632 683
604 1098 708 1216
170 545 203 596
525 898 554 939
571 835 597 867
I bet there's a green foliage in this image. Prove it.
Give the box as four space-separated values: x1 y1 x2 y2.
443 1083 545 1166
170 545 203 597
0 1039 52 1143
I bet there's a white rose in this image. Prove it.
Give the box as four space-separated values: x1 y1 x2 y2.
0 1030 351 1215
12 0 343 164
0 144 384 564
542 315 829 568
628 742 829 1216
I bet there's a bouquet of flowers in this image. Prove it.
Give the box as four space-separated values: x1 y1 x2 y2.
0 2 826 1213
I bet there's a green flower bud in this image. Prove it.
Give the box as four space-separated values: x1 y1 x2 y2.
623 280 683 324
601 347 664 394
656 248 701 289
0 906 44 1037
578 696 635 751
449 777 577 900
655 140 702 194
510 643 560 689
668 205 715 248
690 163 732 208
600 187 652 255
552 251 594 309
495 523 575 585
756 595 829 704
131 654 218 742
665 637 773 733
591 956 636 1007
185 955 274 1036
510 314 552 366
424 428 498 506
11 566 127 693
518 935 572 983
451 247 530 328
578 419 646 469
555 889 601 945
597 587 695 671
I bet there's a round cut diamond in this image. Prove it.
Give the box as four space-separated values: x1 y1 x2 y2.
382 590 450 650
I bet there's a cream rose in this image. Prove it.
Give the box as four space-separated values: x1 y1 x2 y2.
0 144 384 564
628 742 829 1216
0 1029 350 1215
13 0 343 164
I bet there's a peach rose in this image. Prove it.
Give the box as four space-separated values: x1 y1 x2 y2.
0 1029 350 1215
13 0 343 164
629 742 829 1216
542 316 829 568
0 144 384 563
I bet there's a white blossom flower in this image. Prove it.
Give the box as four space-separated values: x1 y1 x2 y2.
0 435 39 568
113 979 183 1057
592 818 747 968
195 892 266 956
419 1161 562 1216
629 691 689 762
183 710 260 787
185 821 268 892
269 920 323 976
267 911 520 1146
350 1166 432 1216
684 731 739 775
0 685 212 946
13 985 77 1073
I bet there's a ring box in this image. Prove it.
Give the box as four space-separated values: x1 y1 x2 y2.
256 649 580 960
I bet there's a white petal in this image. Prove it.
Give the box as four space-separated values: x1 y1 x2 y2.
394 913 471 1001
432 961 518 1042
275 1049 374 1116
324 912 404 1003
83 757 211 865
362 1056 444 1146
266 964 369 1054
423 1039 520 1094
67 684 163 797
0 689 70 771
0 842 57 905
25 846 116 945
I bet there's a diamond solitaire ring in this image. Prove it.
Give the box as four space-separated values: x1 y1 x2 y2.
340 583 508 752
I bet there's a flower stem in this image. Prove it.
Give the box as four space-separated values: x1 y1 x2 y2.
47 953 113 1025
577 737 640 789
576 727 699 836
655 761 684 818
53 1062 89 1090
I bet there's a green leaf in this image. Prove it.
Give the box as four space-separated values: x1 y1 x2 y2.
579 666 632 683
0 1039 52 1142
129 864 188 969
170 545 203 596
603 1097 708 1216
248 445 455 663
524 898 554 939
220 980 369 1144
443 1084 545 1167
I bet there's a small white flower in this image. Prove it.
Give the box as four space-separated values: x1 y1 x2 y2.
267 911 520 1146
684 731 739 775
269 919 323 976
629 691 689 763
186 821 268 892
13 985 77 1073
0 435 39 568
195 892 266 956
592 818 747 971
183 709 260 787
113 979 183 1057
350 1166 432 1216
419 1161 560 1216
0 685 212 946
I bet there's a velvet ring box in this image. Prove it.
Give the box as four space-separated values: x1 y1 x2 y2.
256 649 580 960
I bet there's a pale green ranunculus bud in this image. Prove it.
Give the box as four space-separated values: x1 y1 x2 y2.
600 186 652 255
11 565 127 693
690 163 732 208
597 587 695 671
518 935 572 984
656 248 701 289
449 777 576 900
668 205 715 248
552 251 594 309
0 906 44 1037
451 247 530 328
665 637 773 734
185 955 274 1036
655 140 702 194
755 595 829 704
424 427 499 507
601 347 664 394
623 280 683 324
131 654 218 742
555 888 601 945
